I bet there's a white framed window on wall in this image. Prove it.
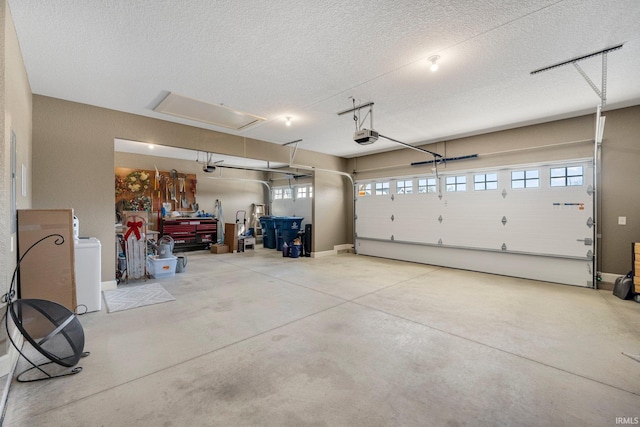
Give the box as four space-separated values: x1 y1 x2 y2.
445 175 466 192
511 170 540 189
396 179 413 194
274 188 284 200
418 178 437 193
375 182 390 196
474 173 498 191
550 166 584 187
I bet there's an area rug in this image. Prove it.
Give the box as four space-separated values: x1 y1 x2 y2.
103 283 175 313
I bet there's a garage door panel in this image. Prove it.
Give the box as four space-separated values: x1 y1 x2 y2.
357 239 593 287
355 159 594 287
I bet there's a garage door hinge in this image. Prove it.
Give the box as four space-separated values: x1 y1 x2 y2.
587 185 594 196
438 215 443 223
501 216 508 225
391 214 394 221
391 235 395 241
587 249 593 258
391 194 395 201
586 217 593 228
438 193 443 200
438 238 443 245
501 243 507 251
502 189 508 198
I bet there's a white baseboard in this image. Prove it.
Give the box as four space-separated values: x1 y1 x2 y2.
600 272 624 284
101 280 118 292
0 354 11 382
0 328 24 378
0 327 24 419
311 244 354 258
311 250 336 258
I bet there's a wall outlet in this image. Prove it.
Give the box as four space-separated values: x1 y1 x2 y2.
618 216 627 225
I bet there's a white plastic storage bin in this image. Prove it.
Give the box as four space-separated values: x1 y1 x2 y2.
147 255 177 279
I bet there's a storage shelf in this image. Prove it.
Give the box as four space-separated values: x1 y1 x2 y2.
162 217 217 252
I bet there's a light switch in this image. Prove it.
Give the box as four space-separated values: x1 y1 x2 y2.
618 216 627 225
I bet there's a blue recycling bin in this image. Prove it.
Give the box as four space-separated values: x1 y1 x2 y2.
259 216 276 249
289 244 302 258
274 216 304 251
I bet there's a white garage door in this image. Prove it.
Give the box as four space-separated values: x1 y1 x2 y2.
355 159 594 287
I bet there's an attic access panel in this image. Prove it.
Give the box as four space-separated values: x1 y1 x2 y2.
153 92 266 130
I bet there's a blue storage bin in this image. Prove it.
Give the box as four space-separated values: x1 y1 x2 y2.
273 216 304 251
289 244 302 258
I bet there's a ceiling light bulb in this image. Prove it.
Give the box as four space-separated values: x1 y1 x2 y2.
285 117 292 126
429 55 440 72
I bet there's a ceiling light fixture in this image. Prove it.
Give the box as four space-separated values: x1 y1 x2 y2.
285 117 292 126
428 55 440 72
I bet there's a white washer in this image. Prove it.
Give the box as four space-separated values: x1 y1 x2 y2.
74 237 101 312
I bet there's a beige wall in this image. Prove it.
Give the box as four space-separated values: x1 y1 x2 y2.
313 170 352 252
32 96 352 282
1 0 33 364
599 106 640 275
351 114 595 180
32 97 116 283
1 0 7 305
349 106 640 276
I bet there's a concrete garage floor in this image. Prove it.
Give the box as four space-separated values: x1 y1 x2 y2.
2 248 639 426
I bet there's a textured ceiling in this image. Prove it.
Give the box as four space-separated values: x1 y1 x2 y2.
8 0 640 159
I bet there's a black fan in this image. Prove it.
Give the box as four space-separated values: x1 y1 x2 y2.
2 234 89 382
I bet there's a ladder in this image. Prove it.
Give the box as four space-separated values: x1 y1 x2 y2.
251 203 266 243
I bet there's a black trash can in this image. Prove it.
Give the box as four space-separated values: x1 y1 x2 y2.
304 224 312 257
